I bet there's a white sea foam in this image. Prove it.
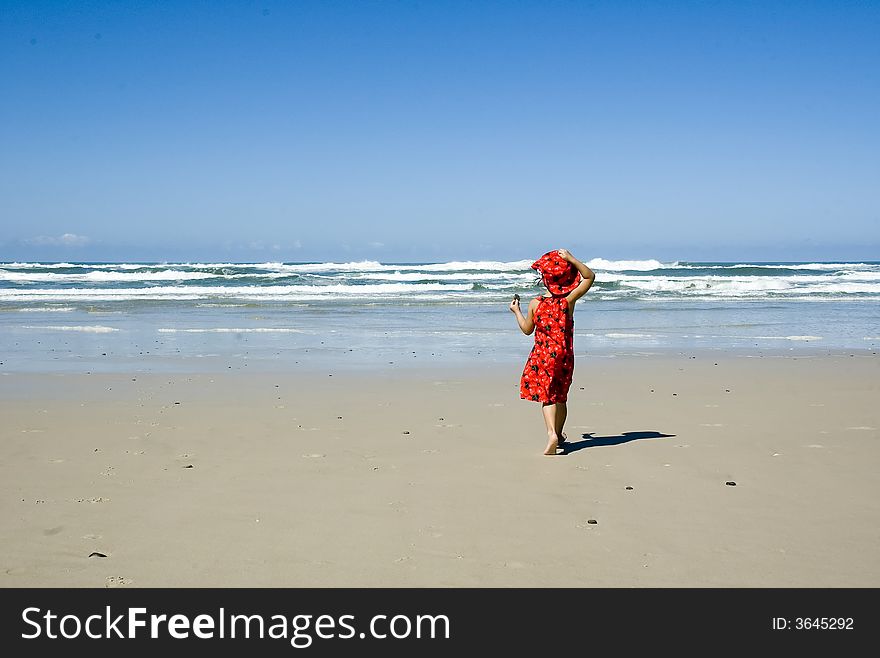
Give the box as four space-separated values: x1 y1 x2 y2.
0 282 473 301
23 325 119 333
3 260 878 305
158 328 306 333
349 271 533 282
11 268 877 292
723 262 877 271
612 274 880 296
17 306 75 312
2 261 247 270
417 260 533 272
263 260 534 273
257 260 384 272
618 277 792 294
195 303 255 308
754 335 823 341
163 263 252 270
0 270 218 282
0 262 79 269
807 282 880 294
586 258 672 271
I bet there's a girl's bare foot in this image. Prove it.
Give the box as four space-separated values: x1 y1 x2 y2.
544 433 560 456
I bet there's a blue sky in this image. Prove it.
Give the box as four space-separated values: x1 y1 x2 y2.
1 0 878 262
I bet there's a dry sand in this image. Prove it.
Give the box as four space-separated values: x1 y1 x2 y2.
1 353 878 587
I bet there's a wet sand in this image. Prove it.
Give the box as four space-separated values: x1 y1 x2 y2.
1 353 878 587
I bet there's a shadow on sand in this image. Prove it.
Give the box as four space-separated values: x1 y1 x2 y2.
560 431 675 454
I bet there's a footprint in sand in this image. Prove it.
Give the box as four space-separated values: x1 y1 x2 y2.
700 423 723 427
302 453 325 459
42 526 64 536
105 576 132 588
83 533 102 540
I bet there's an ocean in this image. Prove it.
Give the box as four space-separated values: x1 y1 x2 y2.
1 259 878 373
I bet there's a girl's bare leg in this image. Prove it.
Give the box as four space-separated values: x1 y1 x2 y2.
555 402 568 443
541 403 560 455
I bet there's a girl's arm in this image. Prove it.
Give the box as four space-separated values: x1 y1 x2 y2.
559 249 596 305
509 296 538 335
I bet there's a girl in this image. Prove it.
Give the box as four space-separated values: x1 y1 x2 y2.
509 249 595 455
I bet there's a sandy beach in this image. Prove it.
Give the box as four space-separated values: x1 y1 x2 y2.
1 352 878 588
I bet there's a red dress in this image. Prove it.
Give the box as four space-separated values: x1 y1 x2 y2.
520 296 575 403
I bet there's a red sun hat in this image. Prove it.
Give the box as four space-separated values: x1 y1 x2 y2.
531 250 581 296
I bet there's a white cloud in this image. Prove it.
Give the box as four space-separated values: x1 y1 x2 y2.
26 233 90 247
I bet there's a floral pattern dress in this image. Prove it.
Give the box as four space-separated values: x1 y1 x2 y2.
520 296 575 403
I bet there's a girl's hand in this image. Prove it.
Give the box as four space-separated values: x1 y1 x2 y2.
509 297 520 313
557 248 571 261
